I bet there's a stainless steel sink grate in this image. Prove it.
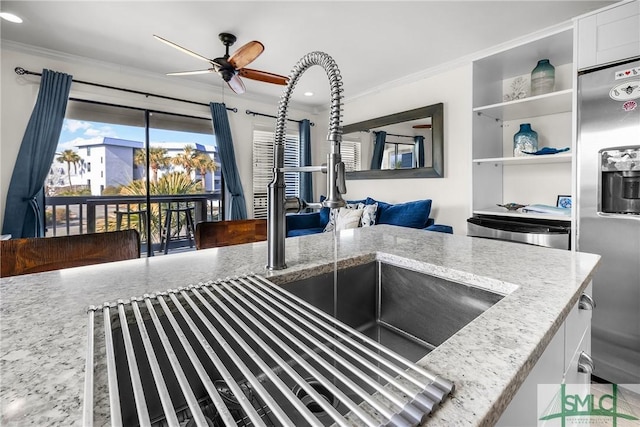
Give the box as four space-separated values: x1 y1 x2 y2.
84 274 454 427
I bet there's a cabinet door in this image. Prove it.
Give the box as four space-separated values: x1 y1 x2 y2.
496 325 565 427
564 325 592 387
577 0 640 70
564 282 593 369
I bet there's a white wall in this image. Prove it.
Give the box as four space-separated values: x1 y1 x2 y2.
312 65 473 234
0 45 318 227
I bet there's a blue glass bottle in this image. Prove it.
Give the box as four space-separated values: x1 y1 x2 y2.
531 59 555 96
513 123 538 157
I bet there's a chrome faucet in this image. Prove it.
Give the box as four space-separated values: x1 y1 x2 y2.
267 51 347 270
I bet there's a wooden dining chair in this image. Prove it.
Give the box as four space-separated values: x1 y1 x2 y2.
194 219 267 250
0 230 141 278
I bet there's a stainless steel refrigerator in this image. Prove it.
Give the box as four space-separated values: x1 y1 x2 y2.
577 56 640 384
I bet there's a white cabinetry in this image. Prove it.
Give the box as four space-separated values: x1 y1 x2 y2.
471 26 575 225
497 283 594 426
577 0 640 70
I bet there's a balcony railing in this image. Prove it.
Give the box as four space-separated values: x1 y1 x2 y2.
45 193 223 254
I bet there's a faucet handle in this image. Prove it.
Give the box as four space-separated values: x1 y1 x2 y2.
336 161 347 195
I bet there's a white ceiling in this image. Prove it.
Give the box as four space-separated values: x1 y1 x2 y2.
1 1 616 110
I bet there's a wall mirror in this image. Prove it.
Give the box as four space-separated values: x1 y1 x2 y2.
342 103 444 179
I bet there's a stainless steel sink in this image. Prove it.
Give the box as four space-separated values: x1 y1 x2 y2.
282 261 505 362
86 261 503 427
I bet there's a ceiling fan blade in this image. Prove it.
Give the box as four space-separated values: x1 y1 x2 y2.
228 41 264 69
227 74 246 94
239 68 288 85
153 34 213 64
413 124 432 129
166 69 216 76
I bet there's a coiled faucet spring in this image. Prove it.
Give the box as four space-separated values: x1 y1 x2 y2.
267 51 347 270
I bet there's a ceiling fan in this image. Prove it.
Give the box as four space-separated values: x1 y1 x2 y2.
154 32 288 94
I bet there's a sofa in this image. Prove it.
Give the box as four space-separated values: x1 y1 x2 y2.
286 196 453 237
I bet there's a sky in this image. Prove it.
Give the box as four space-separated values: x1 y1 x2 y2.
57 119 216 153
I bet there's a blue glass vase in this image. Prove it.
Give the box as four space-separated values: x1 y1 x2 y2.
513 123 538 157
531 59 555 96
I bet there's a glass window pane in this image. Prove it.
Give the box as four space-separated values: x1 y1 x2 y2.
148 112 221 253
46 100 146 240
44 101 222 257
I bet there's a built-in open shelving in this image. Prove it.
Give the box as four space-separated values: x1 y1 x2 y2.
473 89 573 121
470 24 576 233
473 152 573 165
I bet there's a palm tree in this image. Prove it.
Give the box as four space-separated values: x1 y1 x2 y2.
171 145 196 177
192 151 217 190
56 149 82 186
133 147 170 183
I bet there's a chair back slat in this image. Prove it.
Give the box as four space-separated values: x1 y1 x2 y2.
1 230 140 277
195 220 267 250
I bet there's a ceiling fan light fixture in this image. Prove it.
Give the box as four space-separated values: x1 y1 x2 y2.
218 68 235 82
304 92 314 97
0 12 23 23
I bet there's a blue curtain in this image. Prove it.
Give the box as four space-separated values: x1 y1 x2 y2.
415 135 425 167
2 69 73 238
209 102 247 220
299 119 313 204
370 131 386 170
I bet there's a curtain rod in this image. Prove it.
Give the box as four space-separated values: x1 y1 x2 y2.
14 67 238 113
386 141 416 146
388 133 416 139
373 130 415 139
245 109 314 126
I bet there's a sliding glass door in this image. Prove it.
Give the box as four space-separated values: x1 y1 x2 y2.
46 99 223 256
147 111 220 253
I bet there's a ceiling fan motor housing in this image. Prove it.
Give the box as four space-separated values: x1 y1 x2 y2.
218 67 236 82
212 57 236 81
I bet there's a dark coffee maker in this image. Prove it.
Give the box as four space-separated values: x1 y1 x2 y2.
601 147 640 214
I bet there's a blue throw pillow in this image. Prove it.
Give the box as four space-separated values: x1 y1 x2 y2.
365 197 385 220
319 195 330 226
376 199 433 229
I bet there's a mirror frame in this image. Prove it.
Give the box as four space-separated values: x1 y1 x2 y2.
343 103 444 180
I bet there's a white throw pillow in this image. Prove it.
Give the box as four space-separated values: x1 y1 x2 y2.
335 207 364 231
358 202 378 227
323 209 337 232
323 202 360 232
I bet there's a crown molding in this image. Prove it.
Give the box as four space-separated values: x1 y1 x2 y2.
2 40 218 93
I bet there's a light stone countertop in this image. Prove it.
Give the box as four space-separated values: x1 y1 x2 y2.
0 225 600 426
